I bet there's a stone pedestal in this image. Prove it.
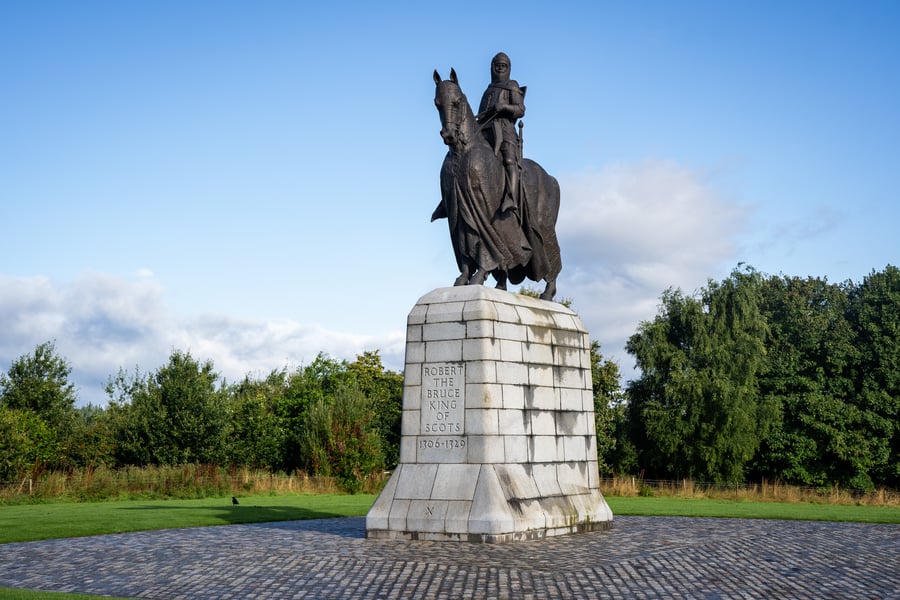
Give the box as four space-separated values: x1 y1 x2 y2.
366 286 613 543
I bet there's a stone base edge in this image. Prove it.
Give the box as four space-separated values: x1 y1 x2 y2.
366 519 613 544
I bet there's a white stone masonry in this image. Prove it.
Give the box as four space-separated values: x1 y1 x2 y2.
366 286 613 543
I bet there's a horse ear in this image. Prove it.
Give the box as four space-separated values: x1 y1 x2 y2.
433 70 441 85
450 68 458 84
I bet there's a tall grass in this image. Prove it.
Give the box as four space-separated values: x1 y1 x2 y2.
3 467 897 509
599 476 900 507
0 465 387 505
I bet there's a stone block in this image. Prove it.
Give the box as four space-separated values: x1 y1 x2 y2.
558 387 584 412
465 409 499 435
496 360 527 385
423 321 466 341
402 386 420 410
524 342 554 365
528 385 557 410
531 463 562 496
407 500 449 533
530 435 560 462
463 337 499 361
503 435 529 462
501 384 525 409
401 411 420 435
468 467 516 535
425 339 463 362
405 341 425 364
494 301 520 324
426 300 466 323
530 411 556 436
465 360 496 383
555 365 586 389
526 325 553 345
399 437 416 463
466 382 502 409
466 319 494 338
432 464 480 500
495 321 527 342
444 500 473 534
467 434 506 463
395 464 438 499
499 339 524 362
388 498 411 531
527 364 554 388
498 409 529 435
407 304 428 325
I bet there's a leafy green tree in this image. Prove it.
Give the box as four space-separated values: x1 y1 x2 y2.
0 406 57 480
61 404 116 471
276 353 353 472
589 341 630 474
751 275 869 487
625 267 772 482
225 370 288 470
348 350 402 468
848 265 900 488
0 341 76 433
106 351 228 466
299 381 383 493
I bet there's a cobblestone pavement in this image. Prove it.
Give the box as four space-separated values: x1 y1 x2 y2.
1 516 898 599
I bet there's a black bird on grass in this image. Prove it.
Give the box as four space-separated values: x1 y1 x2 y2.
232 496 239 505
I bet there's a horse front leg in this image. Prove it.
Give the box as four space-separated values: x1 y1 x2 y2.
454 262 472 286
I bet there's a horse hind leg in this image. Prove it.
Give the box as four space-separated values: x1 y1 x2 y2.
540 278 557 301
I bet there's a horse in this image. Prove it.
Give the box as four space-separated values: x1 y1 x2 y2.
431 68 561 301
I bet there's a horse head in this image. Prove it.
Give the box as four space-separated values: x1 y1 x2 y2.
433 68 475 149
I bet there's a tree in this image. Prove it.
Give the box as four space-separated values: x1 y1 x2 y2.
589 341 629 474
225 370 288 470
107 351 228 466
0 406 56 480
0 341 76 432
625 267 772 482
848 265 900 488
299 381 383 493
347 351 403 468
751 275 867 487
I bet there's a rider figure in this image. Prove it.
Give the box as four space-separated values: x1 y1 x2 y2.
476 52 525 215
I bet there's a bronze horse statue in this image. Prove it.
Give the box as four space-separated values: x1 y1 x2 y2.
431 69 561 301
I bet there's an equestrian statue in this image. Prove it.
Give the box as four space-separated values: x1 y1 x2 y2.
431 54 561 301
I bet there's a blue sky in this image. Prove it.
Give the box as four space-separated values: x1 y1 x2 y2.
2 1 899 405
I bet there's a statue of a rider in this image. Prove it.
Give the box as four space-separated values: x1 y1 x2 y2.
476 52 526 216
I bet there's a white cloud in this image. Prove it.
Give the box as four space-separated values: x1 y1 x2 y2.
0 160 745 401
0 272 405 406
555 160 747 379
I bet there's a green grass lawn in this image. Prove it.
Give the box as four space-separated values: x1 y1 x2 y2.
606 496 900 523
1 493 897 545
0 590 127 600
0 494 375 544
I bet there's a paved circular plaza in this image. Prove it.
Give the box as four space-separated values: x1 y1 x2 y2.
1 515 898 599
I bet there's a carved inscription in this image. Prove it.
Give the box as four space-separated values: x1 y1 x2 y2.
421 362 465 435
